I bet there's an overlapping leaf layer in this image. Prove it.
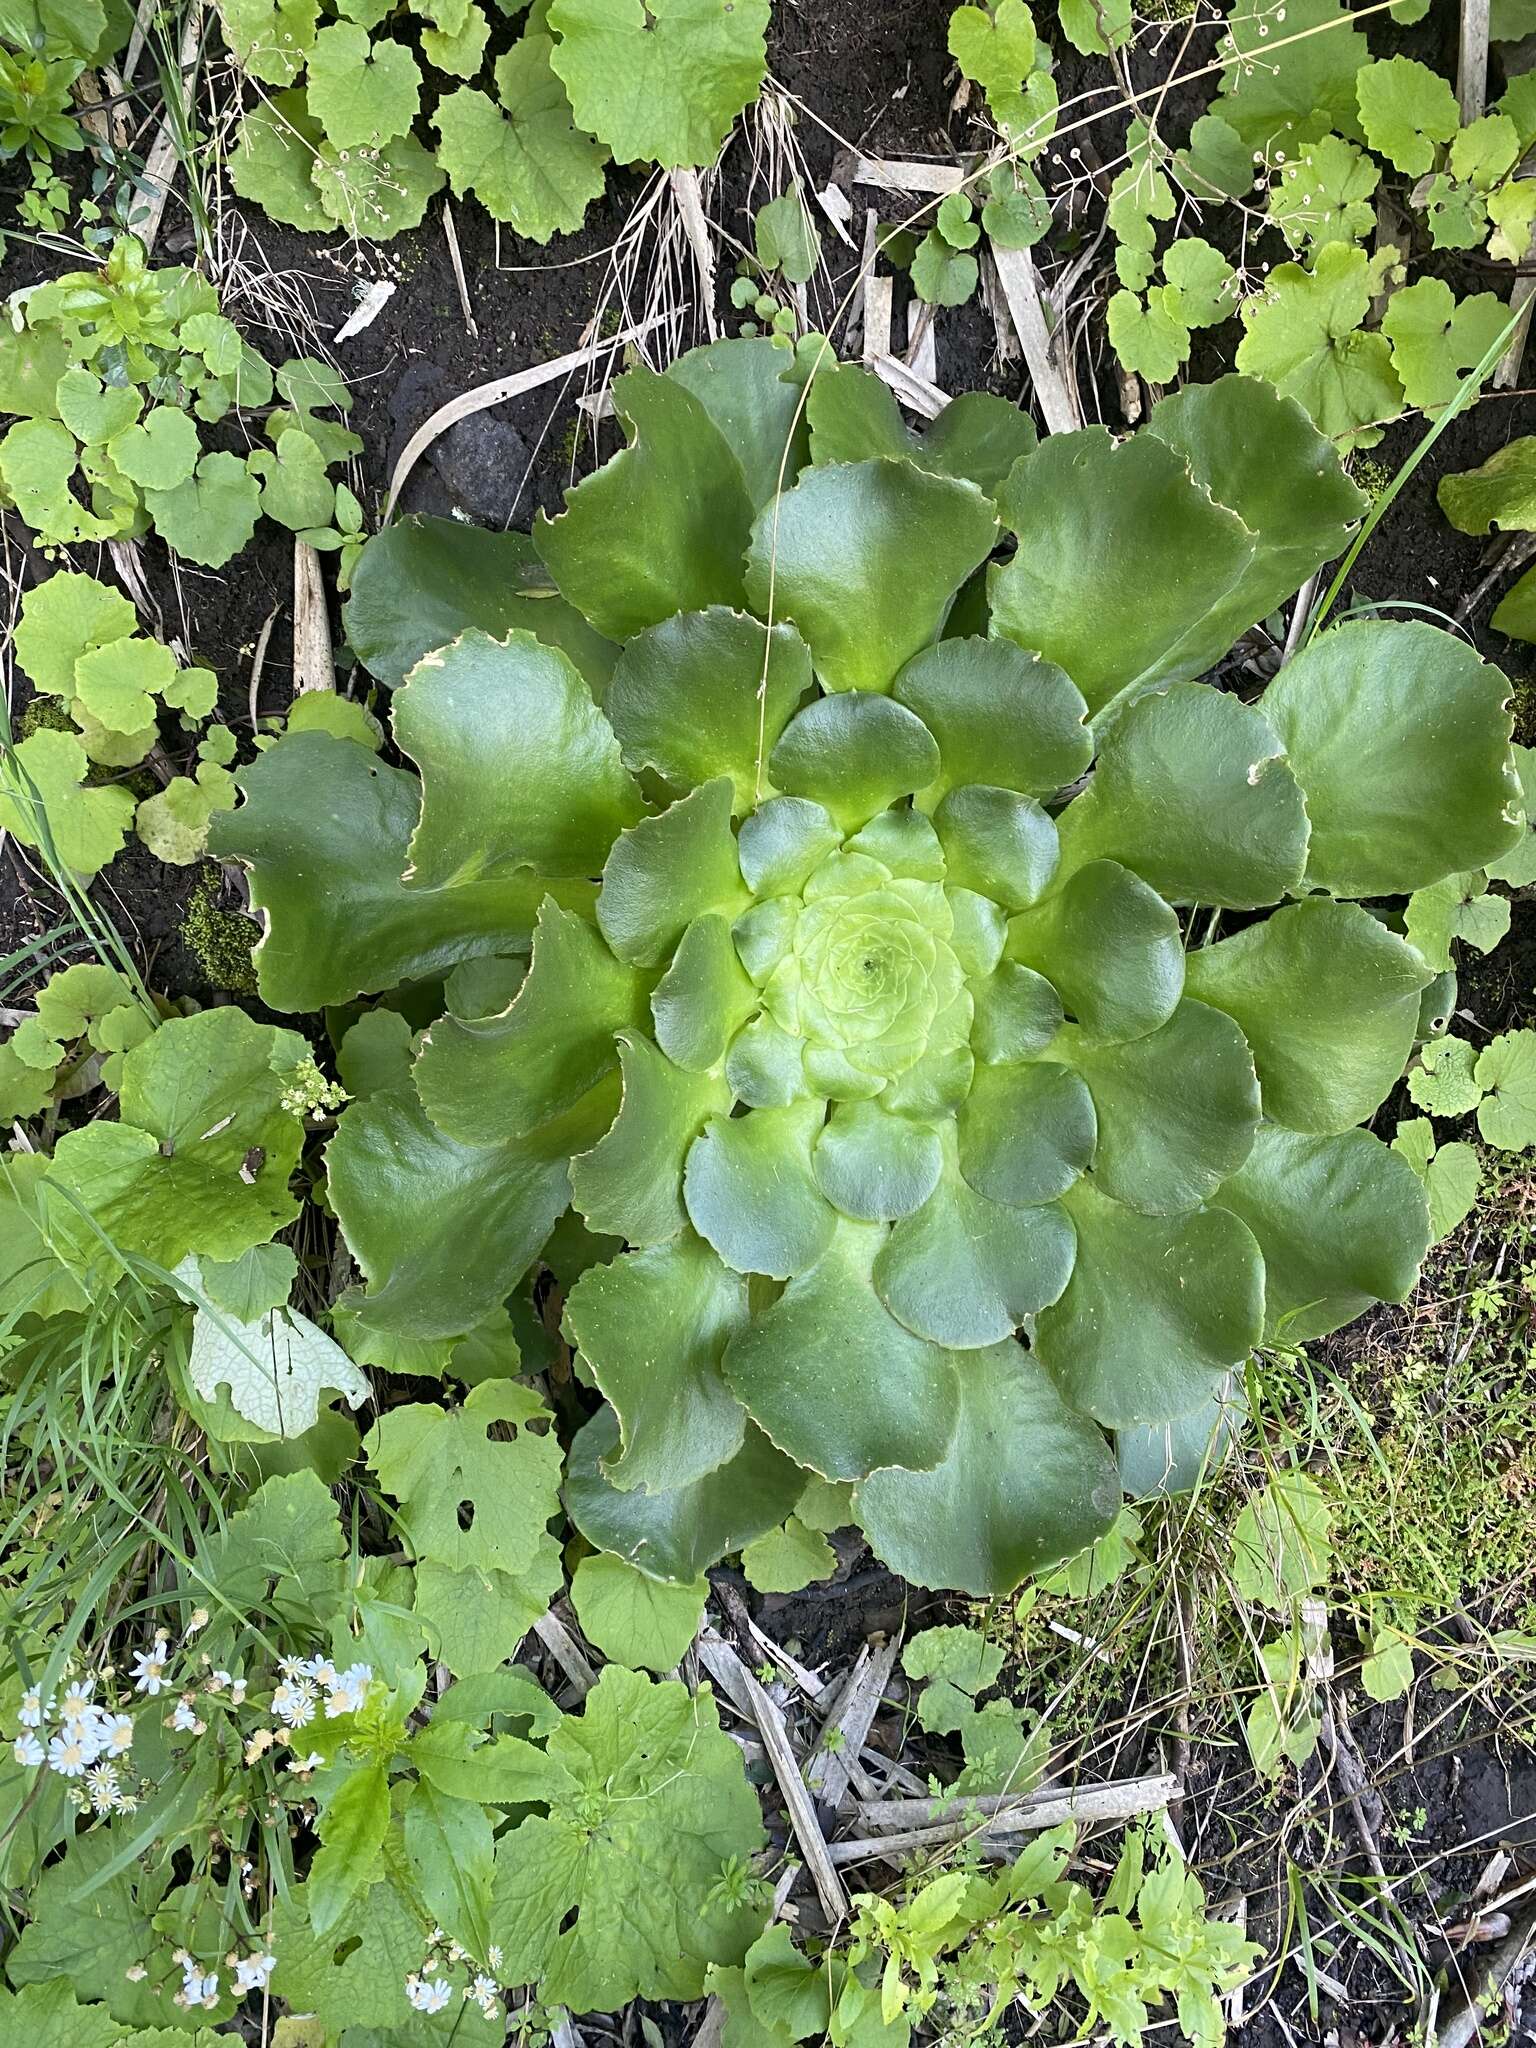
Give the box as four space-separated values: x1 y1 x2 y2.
215 339 1523 1594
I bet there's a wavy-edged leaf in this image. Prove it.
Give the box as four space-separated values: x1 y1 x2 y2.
570 1028 730 1243
1006 858 1183 1044
892 635 1091 800
434 35 608 241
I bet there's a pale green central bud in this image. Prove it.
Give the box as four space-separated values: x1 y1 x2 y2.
738 840 965 1098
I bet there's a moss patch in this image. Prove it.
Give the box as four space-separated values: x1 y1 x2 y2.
180 863 258 996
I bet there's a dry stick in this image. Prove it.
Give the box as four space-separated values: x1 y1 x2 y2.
698 1627 848 1924
1457 530 1536 623
442 199 478 339
532 1610 597 1700
854 154 966 196
672 169 719 342
383 313 669 520
871 353 946 417
805 1635 901 1815
1496 275 1536 392
291 542 334 695
831 1774 1179 1867
855 1773 1178 1835
1435 1899 1536 2048
988 244 1081 435
246 603 279 728
1458 0 1491 125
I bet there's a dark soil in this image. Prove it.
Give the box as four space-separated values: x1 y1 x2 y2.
4 1 1536 2039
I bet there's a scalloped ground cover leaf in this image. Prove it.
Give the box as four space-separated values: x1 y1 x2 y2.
214 342 1514 1598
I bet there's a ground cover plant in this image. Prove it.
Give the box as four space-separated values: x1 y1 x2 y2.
5 0 1536 2037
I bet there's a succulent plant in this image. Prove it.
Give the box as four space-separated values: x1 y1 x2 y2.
215 339 1523 1594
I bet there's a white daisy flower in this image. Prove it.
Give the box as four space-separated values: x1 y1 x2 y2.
57 1676 95 1722
406 1973 453 2014
310 1659 338 1690
324 1663 372 1718
17 1690 42 1728
102 1712 134 1756
233 1951 275 1993
131 1636 171 1696
229 1678 248 1706
47 1730 89 1777
12 1731 44 1767
170 1697 199 1733
272 1679 316 1728
286 1751 324 1775
85 1762 120 1813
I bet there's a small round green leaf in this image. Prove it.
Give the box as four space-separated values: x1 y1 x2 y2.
767 693 940 830
934 785 1058 907
1214 1124 1429 1341
722 1217 960 1480
1035 1180 1264 1427
813 1099 944 1221
891 636 1091 799
970 961 1062 1062
597 777 748 965
856 1343 1121 1596
1261 621 1522 896
651 912 758 1070
684 1099 837 1278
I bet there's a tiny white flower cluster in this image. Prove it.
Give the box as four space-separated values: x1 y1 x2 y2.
406 1968 453 2014
407 1935 504 2023
273 1656 372 1728
230 1949 276 1994
11 1674 136 1811
173 1950 220 2011
280 1058 348 1120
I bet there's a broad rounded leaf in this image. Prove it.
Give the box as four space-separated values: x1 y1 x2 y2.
767 692 940 830
1215 1124 1429 1341
668 336 811 512
564 1233 749 1493
211 733 573 1011
651 913 757 1070
345 517 617 694
875 1126 1076 1346
721 1216 960 1479
415 897 646 1146
1261 620 1521 895
187 1295 369 1439
597 776 748 965
813 1098 944 1221
566 1405 804 1582
855 1343 1120 1595
366 1379 562 1576
744 459 999 695
1185 899 1432 1133
326 1080 570 1339
605 608 812 812
934 784 1058 907
547 0 769 168
956 1059 1096 1205
684 1097 836 1278
535 366 754 639
394 629 642 883
1007 859 1184 1044
570 1029 731 1244
1035 1180 1264 1426
1057 683 1310 908
433 36 608 243
569 1553 707 1670
1060 999 1261 1213
892 636 1091 799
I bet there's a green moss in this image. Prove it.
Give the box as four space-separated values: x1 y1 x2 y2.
1348 455 1395 504
180 863 258 996
1507 670 1536 747
15 696 76 740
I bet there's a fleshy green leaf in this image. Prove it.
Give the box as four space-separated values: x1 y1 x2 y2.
570 1028 731 1244
1261 620 1521 896
1059 999 1261 1214
685 1097 837 1279
813 1098 944 1221
666 335 812 513
604 607 811 811
743 459 998 694
856 1341 1120 1596
564 1233 749 1493
1184 900 1432 1134
535 366 755 639
326 1079 570 1339
956 1058 1095 1206
892 637 1090 802
722 1215 959 1479
1057 683 1308 908
874 1124 1076 1346
1438 434 1536 535
567 1404 804 1581
597 776 748 964
1036 1180 1264 1427
767 692 940 830
212 733 575 1010
394 628 642 884
346 516 618 694
1006 859 1184 1045
1216 1125 1429 1341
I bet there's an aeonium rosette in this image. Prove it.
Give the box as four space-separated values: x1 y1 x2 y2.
213 339 1525 1596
